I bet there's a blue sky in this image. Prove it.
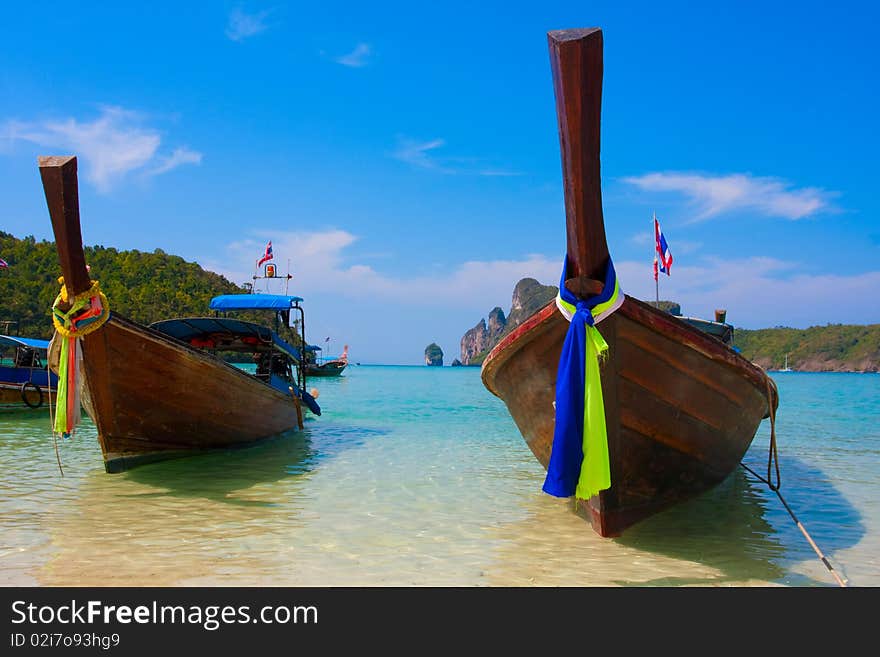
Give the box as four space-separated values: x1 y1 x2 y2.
1 1 877 364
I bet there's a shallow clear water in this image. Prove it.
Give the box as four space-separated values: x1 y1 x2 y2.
0 367 876 587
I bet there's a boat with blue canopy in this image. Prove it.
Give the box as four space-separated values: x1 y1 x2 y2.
304 343 349 377
208 294 304 310
0 334 58 410
38 154 321 472
150 294 320 410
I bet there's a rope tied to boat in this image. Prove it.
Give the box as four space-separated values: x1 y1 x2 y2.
543 257 624 501
740 377 848 587
45 356 64 477
50 277 110 439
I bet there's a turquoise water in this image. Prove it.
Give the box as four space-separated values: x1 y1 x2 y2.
0 366 876 586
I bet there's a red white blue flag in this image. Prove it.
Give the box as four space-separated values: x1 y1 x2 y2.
654 213 673 276
0 258 8 269
256 241 273 267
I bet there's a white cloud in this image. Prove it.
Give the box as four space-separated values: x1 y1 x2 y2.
206 230 880 329
392 137 449 171
335 43 371 67
622 172 837 221
4 106 201 192
149 147 203 176
226 8 270 42
198 230 879 363
391 136 520 177
203 229 560 314
615 256 879 328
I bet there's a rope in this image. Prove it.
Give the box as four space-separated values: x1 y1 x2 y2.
51 277 109 438
51 278 109 338
739 377 847 587
46 355 64 477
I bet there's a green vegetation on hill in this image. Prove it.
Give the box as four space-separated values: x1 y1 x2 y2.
504 278 558 329
0 231 245 339
735 324 880 372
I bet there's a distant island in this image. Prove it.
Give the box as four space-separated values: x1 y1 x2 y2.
460 278 557 366
459 277 880 373
424 343 443 366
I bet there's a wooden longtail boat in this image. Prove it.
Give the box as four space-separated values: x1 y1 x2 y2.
304 344 348 377
481 28 778 537
39 155 320 473
0 334 57 410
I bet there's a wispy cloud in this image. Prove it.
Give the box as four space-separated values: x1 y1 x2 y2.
335 43 371 67
391 136 521 177
226 8 270 42
197 231 879 363
4 106 202 192
204 229 560 313
150 147 203 176
204 231 879 332
614 255 879 328
392 137 450 172
622 171 838 221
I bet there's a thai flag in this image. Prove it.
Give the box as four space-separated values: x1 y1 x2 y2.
256 241 273 267
0 258 7 269
654 214 673 276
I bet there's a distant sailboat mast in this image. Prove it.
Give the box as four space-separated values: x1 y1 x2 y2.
781 353 792 372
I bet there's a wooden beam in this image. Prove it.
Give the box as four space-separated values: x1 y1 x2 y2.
548 28 610 283
38 155 91 300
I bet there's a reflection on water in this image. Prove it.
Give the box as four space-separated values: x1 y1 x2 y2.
0 367 876 587
486 470 788 587
615 470 788 585
121 423 385 505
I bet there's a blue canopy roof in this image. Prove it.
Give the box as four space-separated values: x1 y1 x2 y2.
149 317 303 362
209 294 303 311
0 335 50 351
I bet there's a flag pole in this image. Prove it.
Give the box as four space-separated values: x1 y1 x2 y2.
655 266 659 303
653 212 659 304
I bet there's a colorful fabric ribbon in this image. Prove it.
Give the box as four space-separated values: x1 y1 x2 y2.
50 278 110 438
542 257 624 500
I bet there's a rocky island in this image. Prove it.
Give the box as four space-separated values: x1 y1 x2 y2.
424 343 443 366
459 278 557 366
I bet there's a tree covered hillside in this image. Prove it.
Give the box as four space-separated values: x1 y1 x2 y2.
0 231 245 339
735 324 880 372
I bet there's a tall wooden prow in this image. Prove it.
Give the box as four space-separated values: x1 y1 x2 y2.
38 156 92 305
481 27 778 538
549 28 609 298
35 155 313 473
